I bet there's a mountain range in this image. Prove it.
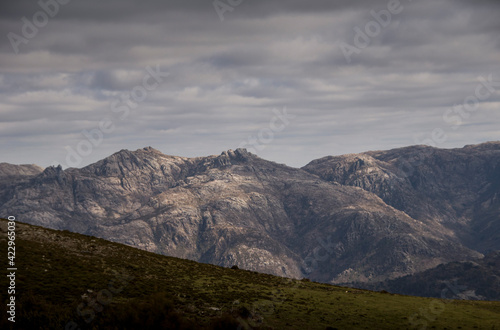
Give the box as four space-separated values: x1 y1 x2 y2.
1 142 499 295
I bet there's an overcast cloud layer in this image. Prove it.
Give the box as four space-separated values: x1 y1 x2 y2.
1 0 499 168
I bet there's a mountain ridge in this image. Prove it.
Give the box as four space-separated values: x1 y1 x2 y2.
0 142 498 288
303 141 500 253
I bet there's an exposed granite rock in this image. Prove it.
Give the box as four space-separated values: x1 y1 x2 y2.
0 144 497 285
303 142 500 253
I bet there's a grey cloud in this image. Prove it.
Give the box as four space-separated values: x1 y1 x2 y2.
0 0 405 21
0 0 498 168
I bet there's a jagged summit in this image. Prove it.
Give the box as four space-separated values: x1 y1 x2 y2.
82 147 254 170
219 148 251 160
75 147 266 181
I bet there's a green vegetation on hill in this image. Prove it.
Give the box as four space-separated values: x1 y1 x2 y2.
1 218 499 329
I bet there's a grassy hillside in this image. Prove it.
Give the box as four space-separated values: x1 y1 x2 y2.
1 218 499 329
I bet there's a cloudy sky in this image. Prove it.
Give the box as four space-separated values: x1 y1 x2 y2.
1 0 499 169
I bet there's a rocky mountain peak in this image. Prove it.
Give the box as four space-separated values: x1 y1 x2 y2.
191 148 255 172
41 164 63 174
303 141 500 253
221 148 250 160
217 148 252 164
29 164 68 187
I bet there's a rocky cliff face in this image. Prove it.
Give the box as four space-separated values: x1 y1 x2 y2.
303 142 500 253
0 143 498 285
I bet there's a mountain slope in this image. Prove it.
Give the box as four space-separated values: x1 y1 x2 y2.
303 142 500 253
0 163 43 177
355 251 500 301
0 163 43 186
0 147 483 284
2 218 500 329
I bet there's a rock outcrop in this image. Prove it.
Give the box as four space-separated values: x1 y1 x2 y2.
303 142 500 253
